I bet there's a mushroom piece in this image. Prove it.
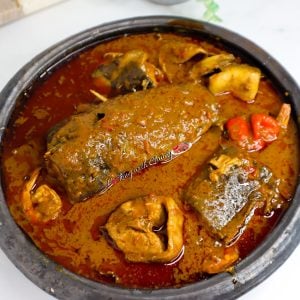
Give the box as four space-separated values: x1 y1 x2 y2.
105 195 184 263
190 53 235 79
92 49 163 96
158 40 207 82
22 168 62 224
208 64 261 102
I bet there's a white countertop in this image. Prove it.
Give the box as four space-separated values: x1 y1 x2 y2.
0 0 299 299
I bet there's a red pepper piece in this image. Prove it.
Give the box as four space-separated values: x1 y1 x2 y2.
226 116 251 145
226 115 267 152
251 114 280 142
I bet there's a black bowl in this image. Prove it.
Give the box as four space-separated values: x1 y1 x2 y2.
0 16 299 300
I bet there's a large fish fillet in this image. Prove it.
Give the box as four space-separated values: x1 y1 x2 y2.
45 83 219 202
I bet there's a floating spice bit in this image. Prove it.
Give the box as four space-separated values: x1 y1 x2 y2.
90 89 108 102
96 113 105 120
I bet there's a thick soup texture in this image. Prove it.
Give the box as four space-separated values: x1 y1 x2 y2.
2 33 299 288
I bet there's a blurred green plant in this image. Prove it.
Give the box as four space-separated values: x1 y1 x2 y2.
197 0 222 22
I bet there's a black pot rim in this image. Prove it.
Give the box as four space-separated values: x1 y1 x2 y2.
0 16 299 300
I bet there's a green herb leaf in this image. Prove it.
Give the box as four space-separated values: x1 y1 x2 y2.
197 0 222 23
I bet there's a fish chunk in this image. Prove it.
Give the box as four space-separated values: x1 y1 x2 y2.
45 83 219 202
190 53 235 79
208 64 261 102
105 195 184 263
159 40 207 82
184 151 279 244
92 50 162 96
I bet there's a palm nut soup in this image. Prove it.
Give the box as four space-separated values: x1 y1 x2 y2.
2 33 299 288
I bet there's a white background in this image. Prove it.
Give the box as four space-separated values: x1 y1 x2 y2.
0 0 299 299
